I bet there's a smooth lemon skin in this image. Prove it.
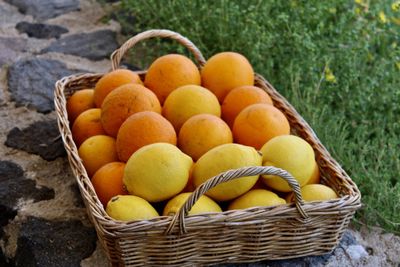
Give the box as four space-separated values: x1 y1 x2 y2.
260 135 316 192
228 189 286 210
301 184 338 202
106 195 159 221
285 184 338 203
162 85 221 131
306 161 320 185
123 143 193 202
162 192 222 216
192 143 262 202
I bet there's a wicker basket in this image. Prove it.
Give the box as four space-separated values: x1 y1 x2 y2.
54 29 361 266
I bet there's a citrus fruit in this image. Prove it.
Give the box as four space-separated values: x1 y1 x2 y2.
178 114 233 161
307 161 320 185
66 89 95 123
221 85 273 127
286 184 337 203
72 108 106 147
163 192 222 216
192 143 262 201
91 162 127 206
101 84 161 137
116 111 177 162
232 104 290 149
106 195 159 221
301 184 338 201
94 69 142 107
123 143 193 202
162 85 221 132
228 189 286 210
144 54 201 104
201 52 254 102
182 164 196 192
260 135 315 192
78 135 119 177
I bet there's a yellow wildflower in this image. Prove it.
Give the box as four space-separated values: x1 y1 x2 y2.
325 66 337 83
392 17 400 25
396 62 400 70
379 11 388 23
355 7 362 15
355 0 368 9
392 1 400 12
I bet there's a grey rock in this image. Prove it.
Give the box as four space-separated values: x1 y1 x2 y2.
41 30 119 60
16 21 68 39
0 1 26 32
0 37 27 67
0 249 14 267
0 161 54 229
339 230 357 247
70 183 85 208
14 217 96 267
5 0 79 21
0 37 27 52
7 58 78 113
5 120 66 160
345 245 368 261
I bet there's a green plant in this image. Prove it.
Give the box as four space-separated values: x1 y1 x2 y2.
115 0 400 232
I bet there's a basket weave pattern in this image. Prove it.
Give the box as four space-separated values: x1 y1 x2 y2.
54 30 361 266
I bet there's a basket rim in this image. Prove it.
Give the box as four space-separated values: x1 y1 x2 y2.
54 70 361 236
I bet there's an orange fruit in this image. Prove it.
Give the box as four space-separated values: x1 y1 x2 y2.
66 89 95 123
222 85 273 127
101 84 161 137
201 52 254 102
78 135 119 177
91 162 127 206
144 54 201 104
72 108 106 147
116 111 177 162
162 85 221 132
178 114 233 161
94 69 142 108
232 104 290 149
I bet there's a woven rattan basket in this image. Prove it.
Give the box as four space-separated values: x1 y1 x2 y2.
54 29 361 266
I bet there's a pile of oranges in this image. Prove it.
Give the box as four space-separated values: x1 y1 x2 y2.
66 52 338 221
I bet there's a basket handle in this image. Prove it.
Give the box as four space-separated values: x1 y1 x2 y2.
110 29 206 70
165 166 309 235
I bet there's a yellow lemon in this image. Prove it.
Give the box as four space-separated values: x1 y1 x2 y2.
162 85 221 132
260 135 315 192
192 143 262 202
301 184 338 202
285 184 338 203
123 143 193 202
306 160 320 185
228 189 286 210
106 195 159 221
163 192 222 216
